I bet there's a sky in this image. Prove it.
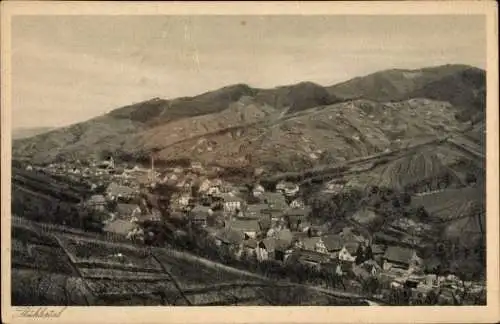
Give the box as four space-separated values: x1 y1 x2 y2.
11 15 486 129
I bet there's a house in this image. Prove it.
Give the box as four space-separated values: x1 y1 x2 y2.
243 204 268 219
227 219 261 239
262 192 288 210
98 156 115 169
351 208 379 226
283 183 300 197
258 217 272 233
362 259 382 276
86 195 107 212
298 250 330 269
290 198 305 208
256 237 291 262
215 228 245 248
284 207 311 231
242 239 258 255
256 237 276 261
320 235 345 257
189 205 212 227
115 203 141 220
103 219 136 237
370 244 386 263
382 246 422 272
175 194 192 208
252 184 266 197
338 242 360 262
190 161 203 172
352 265 372 281
297 236 320 251
274 228 293 245
216 193 244 213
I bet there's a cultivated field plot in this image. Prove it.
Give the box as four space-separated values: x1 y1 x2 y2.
11 225 76 276
56 235 163 272
85 278 178 296
152 249 260 290
12 224 59 247
411 187 484 221
12 268 92 306
78 267 171 281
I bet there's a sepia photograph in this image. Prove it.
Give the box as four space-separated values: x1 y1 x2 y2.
1 1 499 324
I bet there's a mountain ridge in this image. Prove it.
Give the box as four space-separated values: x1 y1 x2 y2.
13 64 485 173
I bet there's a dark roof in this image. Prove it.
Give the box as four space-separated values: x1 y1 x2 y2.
115 203 139 217
299 250 329 264
371 244 386 254
301 237 321 251
351 208 378 225
258 218 272 231
275 229 293 244
228 219 261 232
262 192 288 209
260 237 276 251
352 265 371 280
243 205 267 219
190 205 211 215
285 206 312 217
243 239 258 249
321 235 344 251
344 242 361 255
383 246 416 265
107 182 135 196
275 238 292 251
216 228 245 245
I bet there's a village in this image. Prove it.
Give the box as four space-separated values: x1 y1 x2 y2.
25 155 486 306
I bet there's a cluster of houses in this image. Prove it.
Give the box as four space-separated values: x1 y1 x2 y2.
39 157 485 304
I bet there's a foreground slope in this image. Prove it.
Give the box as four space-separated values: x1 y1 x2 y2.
12 217 368 306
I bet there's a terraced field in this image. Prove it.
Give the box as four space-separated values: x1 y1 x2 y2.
410 187 484 221
11 217 369 306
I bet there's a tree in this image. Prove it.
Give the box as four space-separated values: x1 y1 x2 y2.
364 245 373 260
355 245 365 264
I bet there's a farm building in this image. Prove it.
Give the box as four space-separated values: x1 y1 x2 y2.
227 219 261 239
284 207 312 231
242 203 268 219
382 246 422 272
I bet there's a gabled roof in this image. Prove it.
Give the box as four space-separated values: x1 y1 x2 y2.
243 239 258 249
262 192 288 209
383 246 417 265
216 228 245 245
351 208 378 225
245 203 269 214
284 206 312 218
115 203 139 217
371 244 386 254
258 218 272 231
352 265 371 281
301 236 321 251
344 242 361 255
228 219 261 232
299 250 329 264
275 228 293 245
88 194 106 205
321 234 345 251
260 237 276 251
190 205 212 215
103 219 136 235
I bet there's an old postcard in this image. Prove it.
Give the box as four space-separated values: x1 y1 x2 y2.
1 1 499 323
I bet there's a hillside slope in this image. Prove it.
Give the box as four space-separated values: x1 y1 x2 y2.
13 64 484 172
327 64 485 123
12 127 54 140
